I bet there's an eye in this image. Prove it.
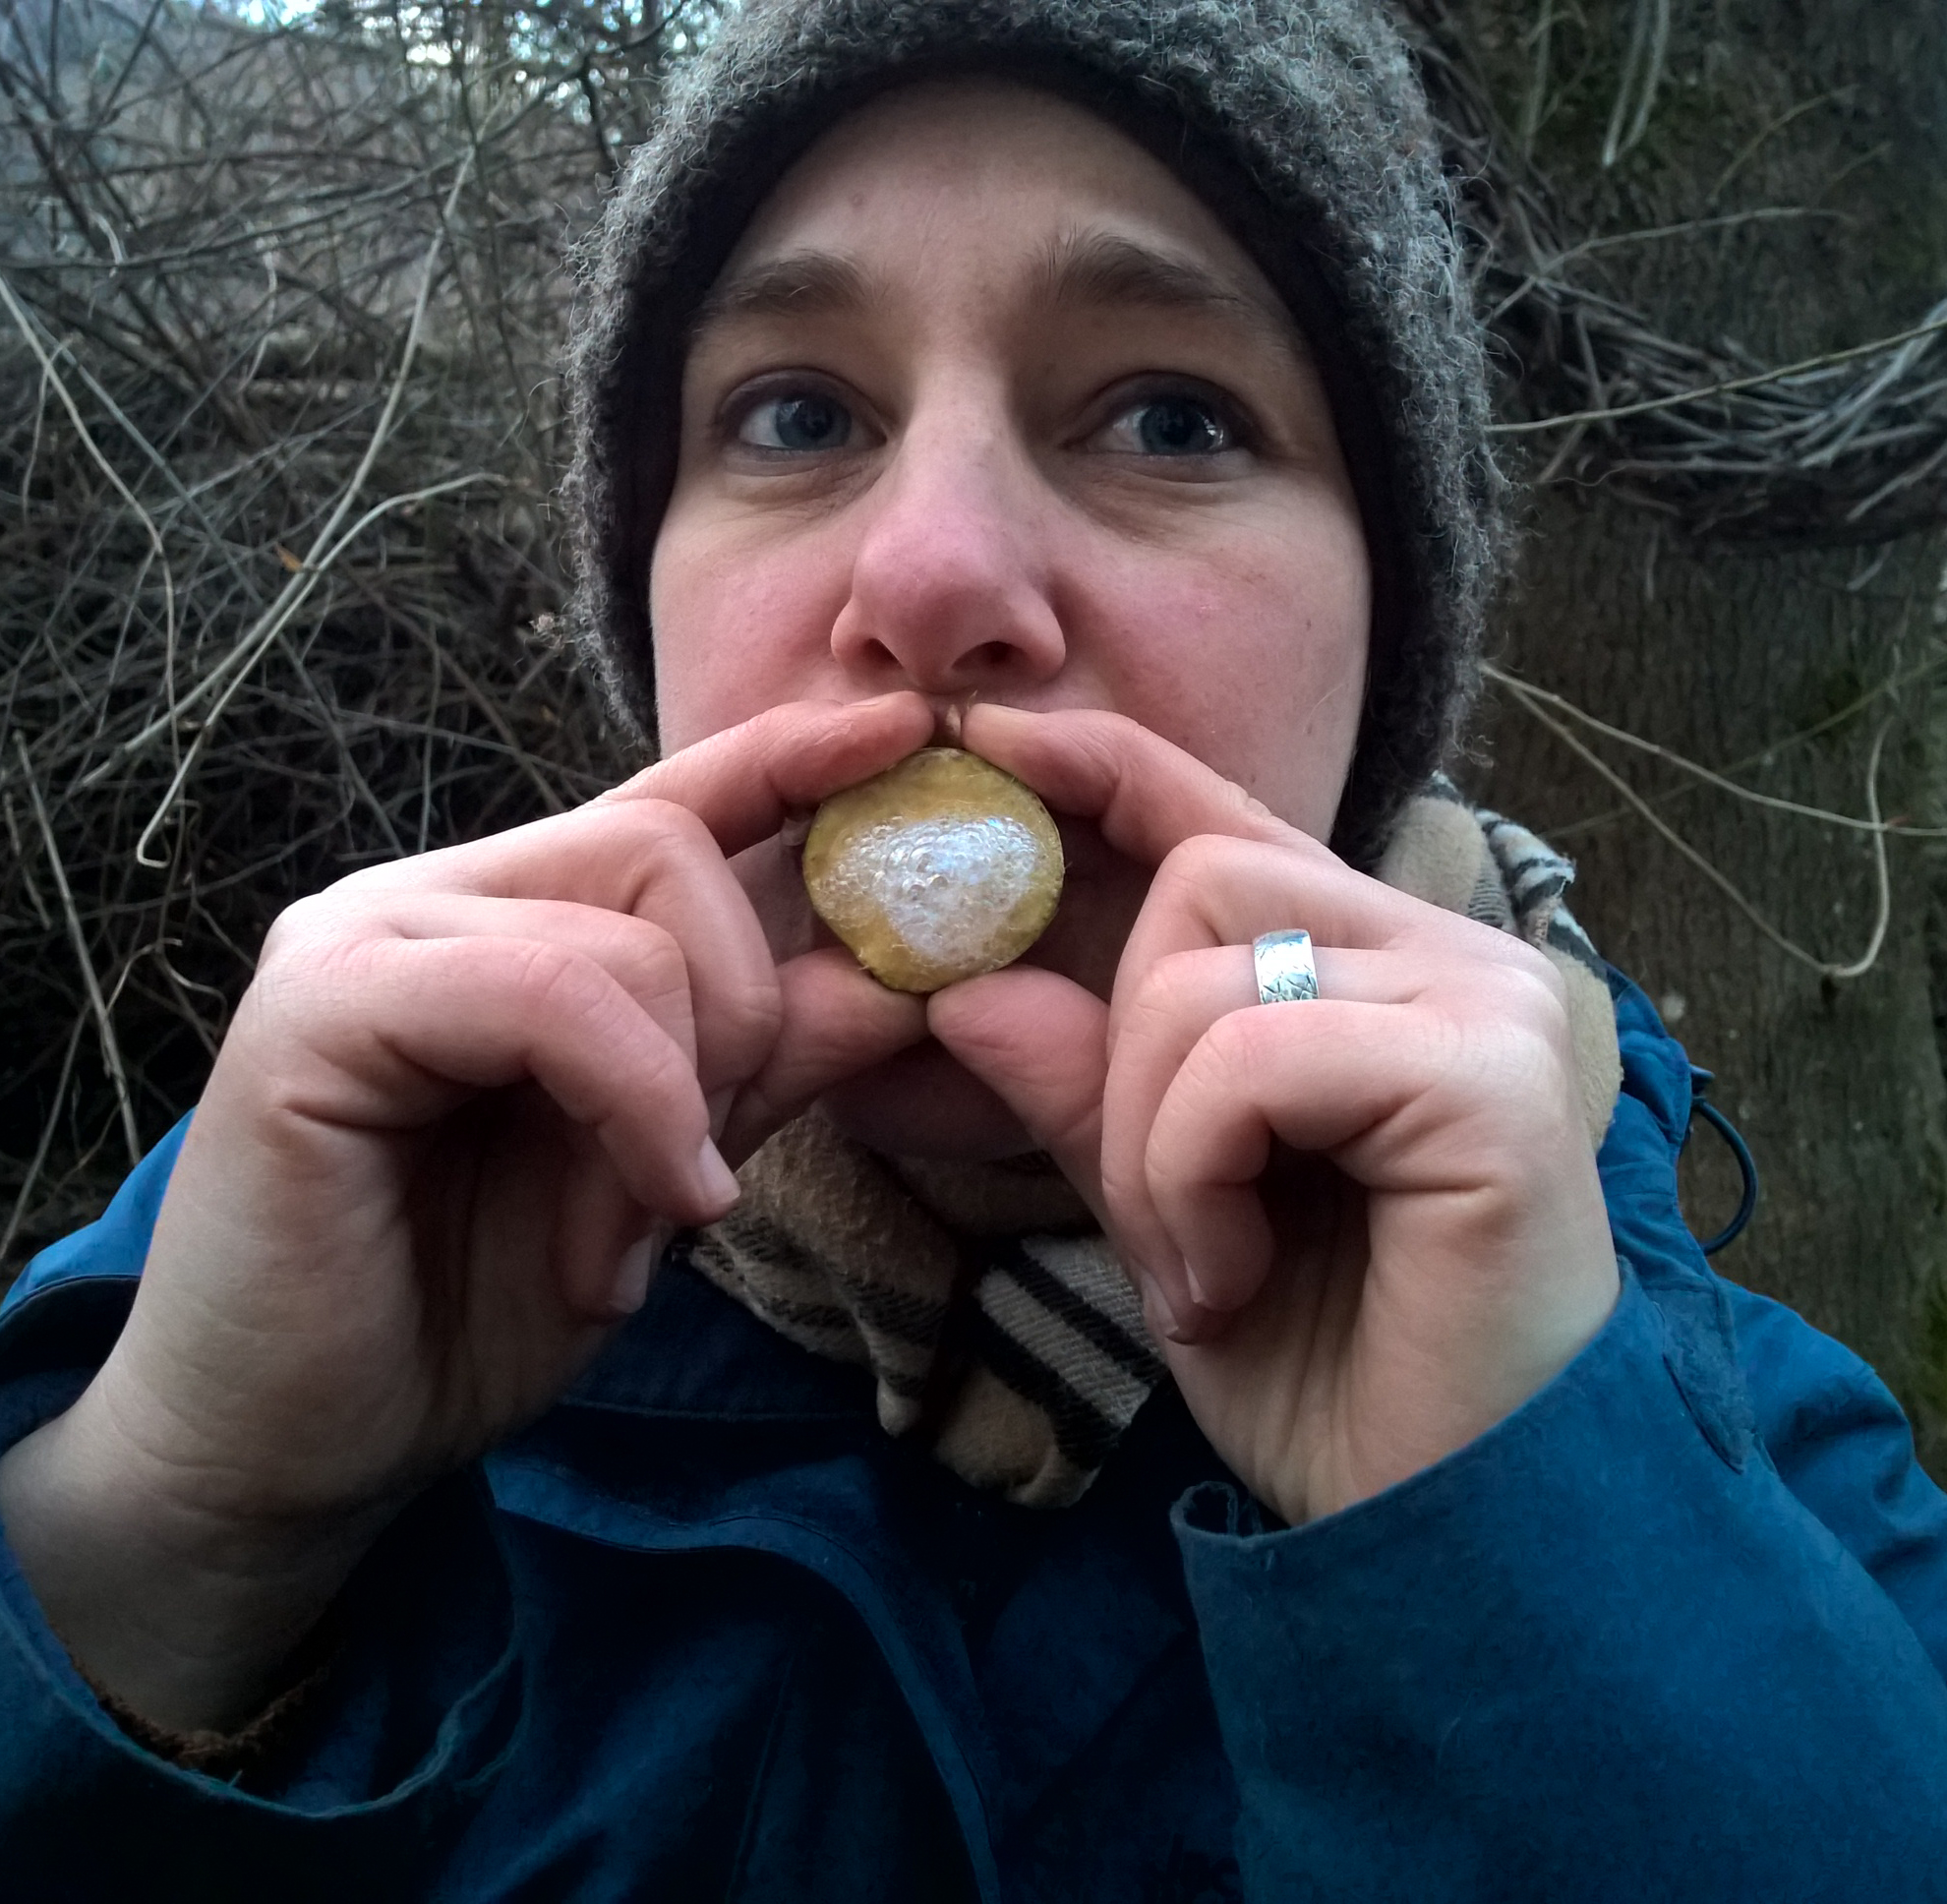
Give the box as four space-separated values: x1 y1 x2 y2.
736 389 858 452
1099 388 1241 458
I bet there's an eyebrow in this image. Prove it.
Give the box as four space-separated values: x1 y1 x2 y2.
688 252 874 336
687 231 1307 358
1039 230 1308 356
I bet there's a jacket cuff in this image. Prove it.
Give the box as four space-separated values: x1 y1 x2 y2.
72 1601 348 1785
1172 1264 1947 1898
0 1283 521 1883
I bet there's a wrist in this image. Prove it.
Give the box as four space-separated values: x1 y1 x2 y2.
0 1382 390 1732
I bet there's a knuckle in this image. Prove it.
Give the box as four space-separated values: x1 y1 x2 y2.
1121 950 1200 1029
1485 949 1572 1037
1208 1001 1264 1063
1154 833 1227 893
712 971 786 1066
1503 934 1567 996
1183 1011 1255 1095
512 939 613 1022
1421 1007 1572 1146
596 797 716 878
254 892 377 988
256 895 322 965
642 796 718 849
615 914 689 991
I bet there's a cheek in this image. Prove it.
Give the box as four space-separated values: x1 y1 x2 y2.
648 504 856 750
1076 507 1370 835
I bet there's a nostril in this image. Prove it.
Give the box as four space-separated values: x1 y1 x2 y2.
968 639 1015 675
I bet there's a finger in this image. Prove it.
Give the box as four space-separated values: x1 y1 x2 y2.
262 933 738 1232
1099 943 1428 1322
964 702 1530 973
716 947 929 1165
295 866 779 1098
541 1117 668 1322
605 692 936 853
345 693 933 907
298 892 699 1056
1143 997 1567 1318
960 702 1297 867
924 964 1112 1221
1140 1003 1384 1330
1118 835 1501 1000
1119 943 1428 1032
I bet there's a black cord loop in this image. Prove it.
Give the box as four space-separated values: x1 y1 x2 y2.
1687 1088 1760 1255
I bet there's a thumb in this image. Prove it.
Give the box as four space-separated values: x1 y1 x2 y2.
718 948 928 1165
925 966 1110 1220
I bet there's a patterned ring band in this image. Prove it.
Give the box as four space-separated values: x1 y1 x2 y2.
1252 928 1320 1005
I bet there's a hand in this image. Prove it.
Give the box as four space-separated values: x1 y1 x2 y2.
927 705 1620 1527
0 693 936 1728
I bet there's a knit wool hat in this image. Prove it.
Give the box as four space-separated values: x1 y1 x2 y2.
564 0 1507 865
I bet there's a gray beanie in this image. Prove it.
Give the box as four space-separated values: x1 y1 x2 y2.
564 0 1506 867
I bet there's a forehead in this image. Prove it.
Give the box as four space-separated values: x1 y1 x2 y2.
698 77 1304 353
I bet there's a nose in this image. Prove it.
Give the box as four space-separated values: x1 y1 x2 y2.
829 394 1067 696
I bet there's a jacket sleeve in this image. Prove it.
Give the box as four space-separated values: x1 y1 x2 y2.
1174 976 1947 1902
0 1124 523 1897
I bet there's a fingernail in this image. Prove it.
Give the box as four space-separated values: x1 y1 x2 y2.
1161 1307 1206 1346
1181 1258 1247 1323
1133 1268 1196 1348
697 1138 740 1211
705 1087 736 1137
610 1225 670 1317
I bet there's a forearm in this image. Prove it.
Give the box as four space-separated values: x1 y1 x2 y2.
0 1383 388 1733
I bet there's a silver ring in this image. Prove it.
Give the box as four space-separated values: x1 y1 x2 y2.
1253 928 1319 1005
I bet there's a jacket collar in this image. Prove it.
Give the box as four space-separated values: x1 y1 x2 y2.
561 1239 880 1423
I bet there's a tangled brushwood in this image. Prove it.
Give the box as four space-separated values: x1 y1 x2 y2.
0 0 722 1263
1408 0 1947 544
2 0 1943 1274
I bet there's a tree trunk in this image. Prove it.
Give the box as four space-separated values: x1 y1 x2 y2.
1452 0 1947 1467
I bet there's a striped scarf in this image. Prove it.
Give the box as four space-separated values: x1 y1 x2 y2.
690 780 1621 1508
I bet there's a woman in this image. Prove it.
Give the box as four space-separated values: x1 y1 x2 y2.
2 0 1945 1895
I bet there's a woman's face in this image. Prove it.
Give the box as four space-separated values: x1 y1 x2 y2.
652 78 1371 1153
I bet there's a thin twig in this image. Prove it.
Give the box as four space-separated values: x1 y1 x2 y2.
88 151 476 787
0 1012 87 1267
131 469 502 863
12 735 143 1162
1481 661 1947 837
0 271 178 684
1496 680 1897 982
1490 314 1947 437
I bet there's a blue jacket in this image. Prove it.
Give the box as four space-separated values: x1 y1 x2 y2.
4 972 1947 1901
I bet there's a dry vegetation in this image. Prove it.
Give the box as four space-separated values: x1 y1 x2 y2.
1407 0 1947 541
3 0 1943 1279
0 0 717 1266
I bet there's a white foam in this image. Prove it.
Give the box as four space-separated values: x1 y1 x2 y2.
836 814 1042 967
